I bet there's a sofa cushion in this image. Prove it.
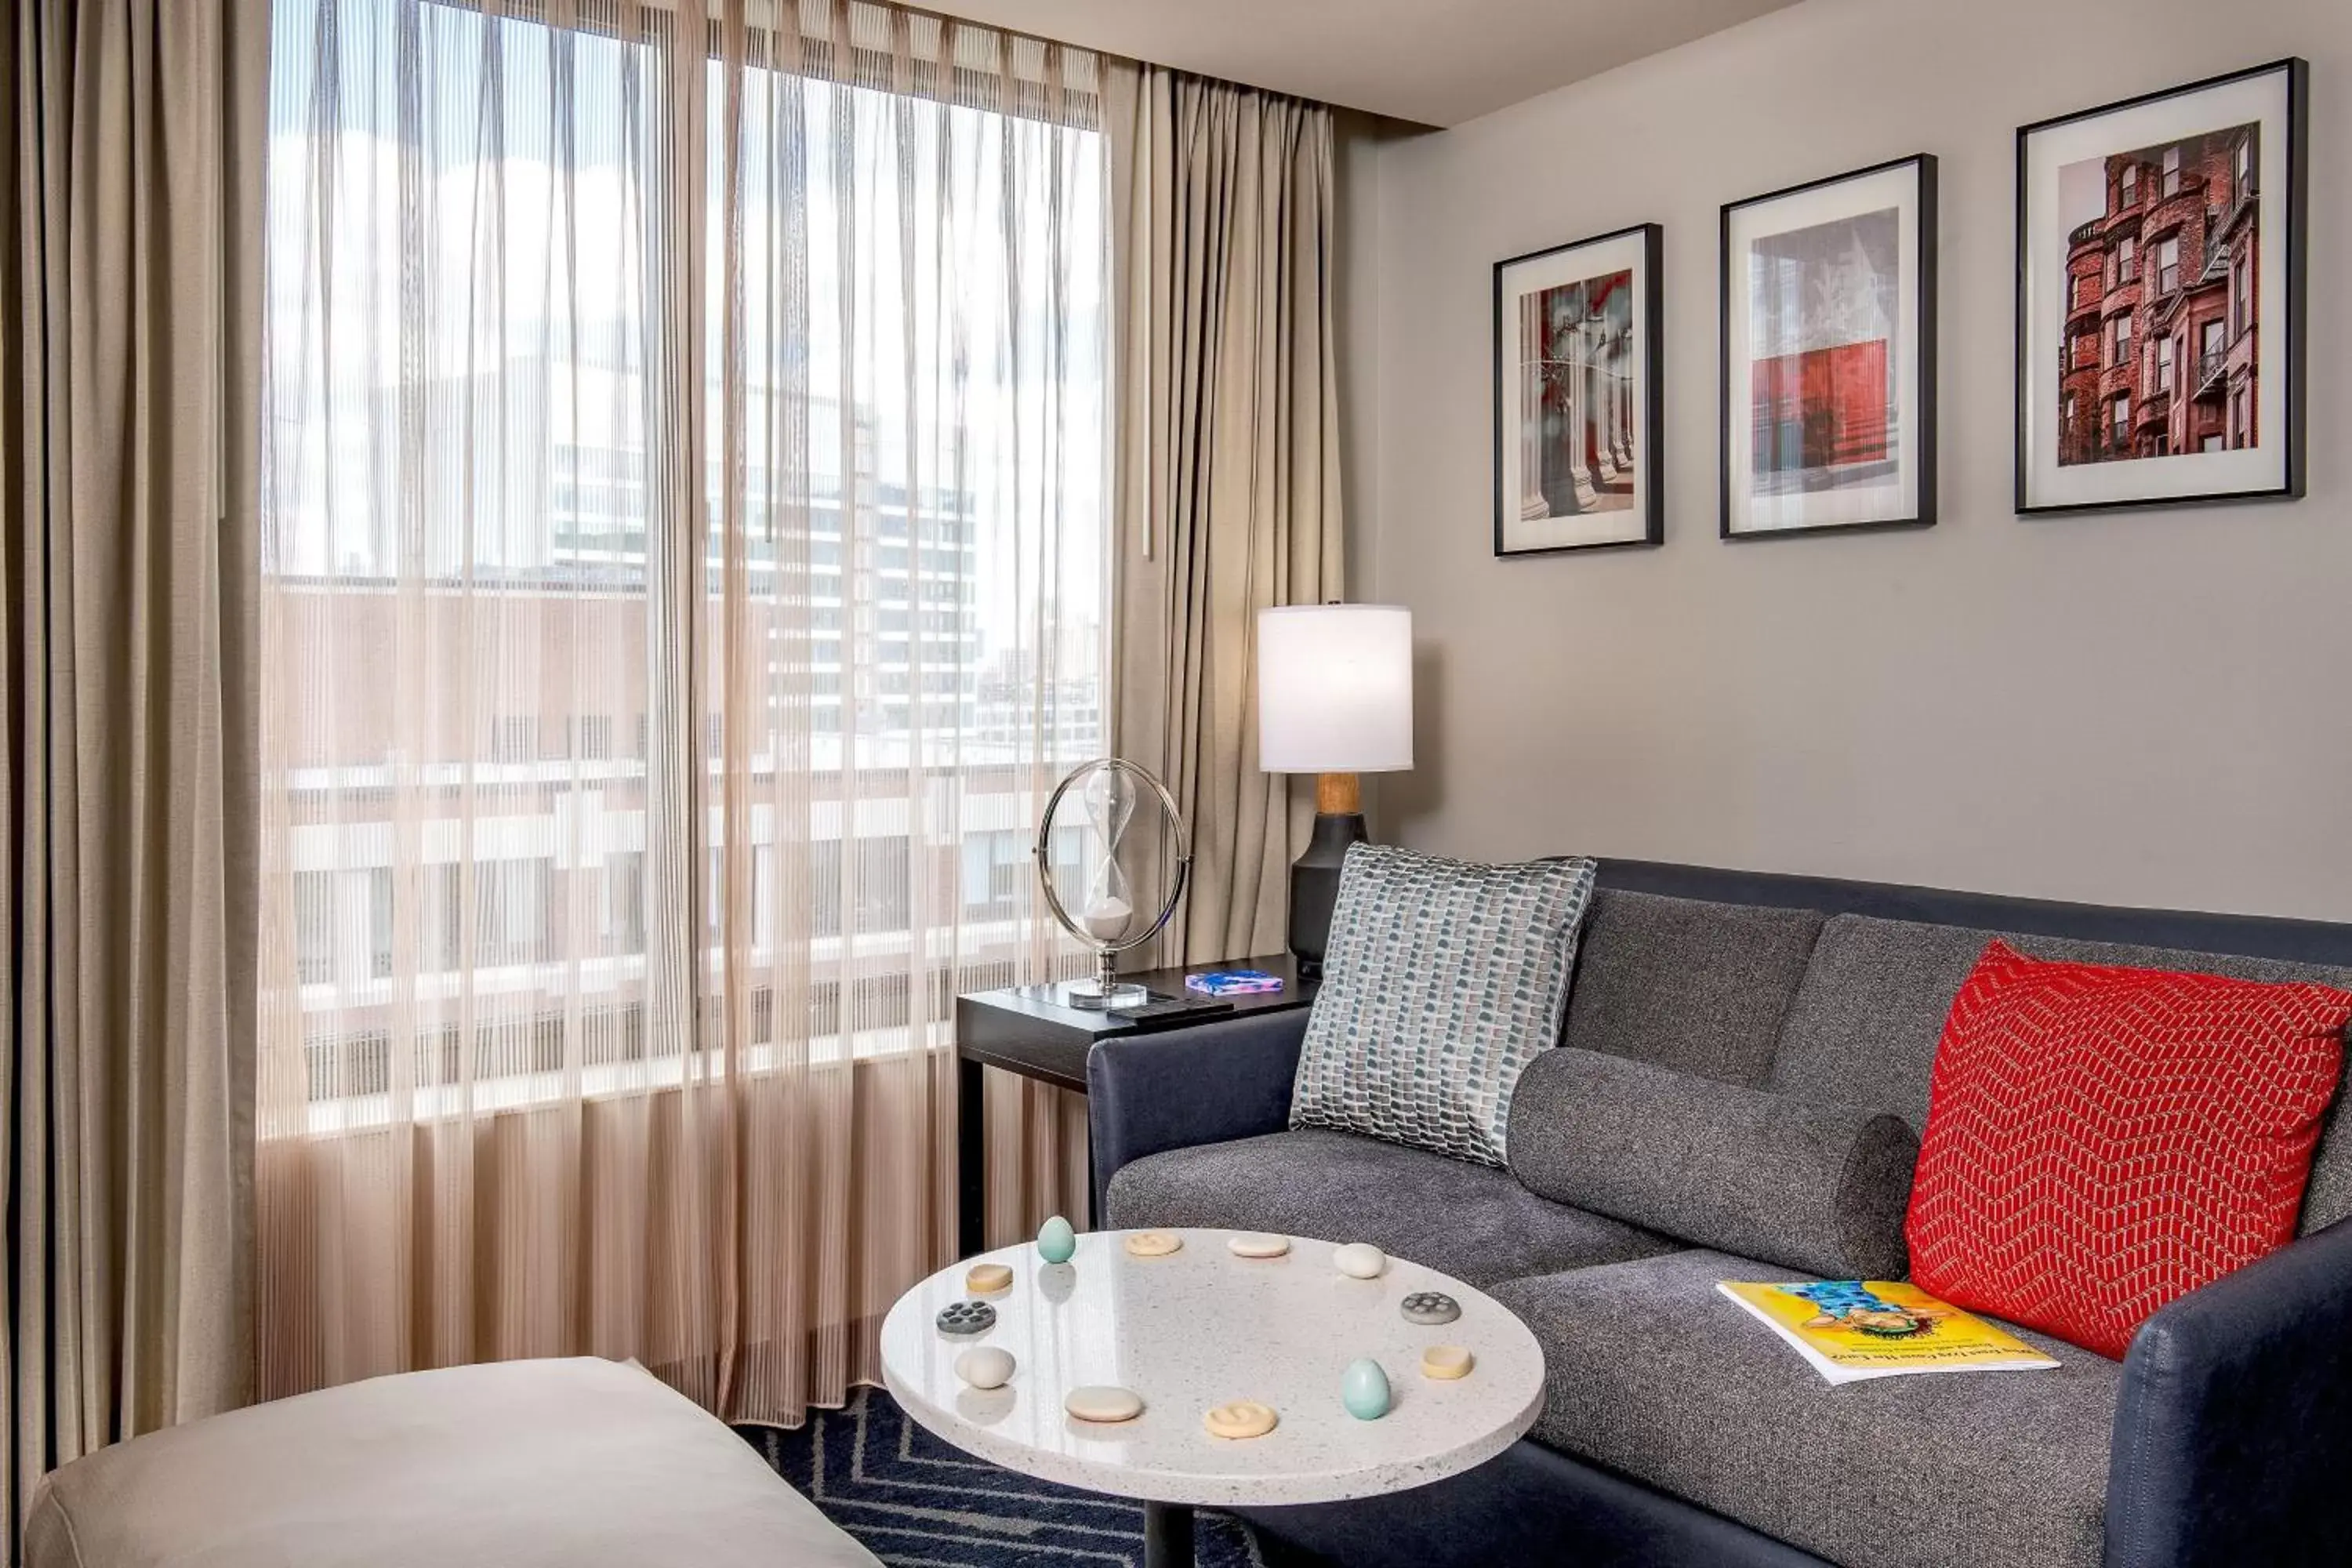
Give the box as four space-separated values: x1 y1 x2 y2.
1768 913 2352 1233
1102 1127 1679 1287
1907 940 2350 1360
1510 1047 1916 1279
1560 890 1824 1086
1290 846 1597 1166
24 1357 880 1568
1490 1249 2118 1568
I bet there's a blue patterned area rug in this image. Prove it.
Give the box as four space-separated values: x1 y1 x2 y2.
742 1388 1267 1568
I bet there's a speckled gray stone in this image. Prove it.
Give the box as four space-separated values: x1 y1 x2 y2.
1400 1291 1461 1327
935 1301 996 1336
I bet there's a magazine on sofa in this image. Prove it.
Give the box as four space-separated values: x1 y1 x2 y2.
1717 1280 2060 1385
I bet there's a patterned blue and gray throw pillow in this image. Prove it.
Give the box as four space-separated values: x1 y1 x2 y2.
1289 845 1598 1167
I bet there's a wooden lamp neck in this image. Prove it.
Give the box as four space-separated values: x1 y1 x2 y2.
1314 772 1362 816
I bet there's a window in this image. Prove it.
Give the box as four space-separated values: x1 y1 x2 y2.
476 861 551 968
2117 237 2136 283
2063 393 2078 429
2161 146 2182 198
296 872 338 984
2111 394 2130 444
605 851 645 955
2235 136 2256 201
492 716 539 762
368 868 394 978
2202 434 2225 453
2234 258 2252 334
260 0 1110 1124
2155 237 2180 294
2202 318 2226 360
2121 163 2139 206
2156 336 2174 391
2111 310 2132 366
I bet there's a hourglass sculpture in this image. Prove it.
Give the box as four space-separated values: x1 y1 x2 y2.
1034 758 1191 1010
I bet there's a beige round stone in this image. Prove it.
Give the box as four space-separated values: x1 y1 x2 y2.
1202 1400 1279 1440
954 1346 1014 1390
1226 1232 1290 1259
1420 1345 1475 1381
1123 1230 1184 1258
1332 1242 1388 1279
1064 1385 1145 1423
965 1262 1014 1295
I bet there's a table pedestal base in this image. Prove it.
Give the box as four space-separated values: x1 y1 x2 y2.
1143 1500 1194 1567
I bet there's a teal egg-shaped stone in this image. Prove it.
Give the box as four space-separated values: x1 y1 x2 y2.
1341 1357 1390 1420
1036 1214 1076 1264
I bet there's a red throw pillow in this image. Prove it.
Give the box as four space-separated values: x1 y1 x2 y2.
1906 939 2350 1359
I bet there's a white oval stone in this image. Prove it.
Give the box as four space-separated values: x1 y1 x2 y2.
1064 1385 1145 1423
955 1346 1014 1390
1227 1232 1290 1258
1332 1243 1387 1279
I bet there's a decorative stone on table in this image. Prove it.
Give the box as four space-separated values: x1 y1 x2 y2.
1341 1358 1391 1420
1227 1232 1290 1258
935 1301 996 1336
1420 1345 1475 1381
1123 1230 1183 1258
1063 1385 1145 1423
1332 1243 1387 1279
1203 1400 1279 1439
965 1262 1014 1294
955 1346 1015 1389
1036 1214 1077 1264
1400 1290 1461 1326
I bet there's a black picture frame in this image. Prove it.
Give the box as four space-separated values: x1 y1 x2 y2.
1491 222 1664 557
1719 153 1939 541
2013 58 2307 516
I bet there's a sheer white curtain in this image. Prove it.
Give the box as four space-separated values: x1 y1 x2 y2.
257 0 1105 1422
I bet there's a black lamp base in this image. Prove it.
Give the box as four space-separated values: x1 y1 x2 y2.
1287 811 1367 975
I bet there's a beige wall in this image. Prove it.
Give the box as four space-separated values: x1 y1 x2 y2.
1355 0 2352 921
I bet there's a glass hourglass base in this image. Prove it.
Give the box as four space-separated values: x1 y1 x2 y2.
1058 978 1150 1011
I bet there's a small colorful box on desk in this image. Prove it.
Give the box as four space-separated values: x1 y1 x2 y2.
1185 969 1286 996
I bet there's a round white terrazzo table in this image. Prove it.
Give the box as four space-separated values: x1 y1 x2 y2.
878 1227 1546 1567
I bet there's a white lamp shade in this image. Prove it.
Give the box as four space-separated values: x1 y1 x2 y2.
1256 604 1414 774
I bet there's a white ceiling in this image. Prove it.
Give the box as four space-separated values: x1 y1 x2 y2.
911 0 1802 127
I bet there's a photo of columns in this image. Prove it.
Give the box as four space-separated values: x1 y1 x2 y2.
1515 270 1636 519
1494 222 1662 556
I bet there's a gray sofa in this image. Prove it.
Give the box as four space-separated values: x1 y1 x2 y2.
1089 859 2352 1568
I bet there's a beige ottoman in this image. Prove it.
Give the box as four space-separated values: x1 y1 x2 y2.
26 1357 882 1567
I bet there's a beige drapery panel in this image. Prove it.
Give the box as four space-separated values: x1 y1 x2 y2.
257 0 1100 1425
1106 64 1344 966
1 0 266 1548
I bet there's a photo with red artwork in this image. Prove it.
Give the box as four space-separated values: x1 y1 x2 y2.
1747 209 1900 496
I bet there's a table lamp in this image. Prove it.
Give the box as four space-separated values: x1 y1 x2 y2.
1256 604 1414 972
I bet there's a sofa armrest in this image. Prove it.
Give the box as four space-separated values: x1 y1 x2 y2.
1086 1009 1310 1220
2104 1217 2352 1568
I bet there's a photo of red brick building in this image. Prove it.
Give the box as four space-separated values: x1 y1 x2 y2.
2056 122 2261 466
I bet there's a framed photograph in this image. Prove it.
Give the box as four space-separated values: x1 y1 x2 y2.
2016 59 2307 514
1493 223 1663 556
1721 154 1937 539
